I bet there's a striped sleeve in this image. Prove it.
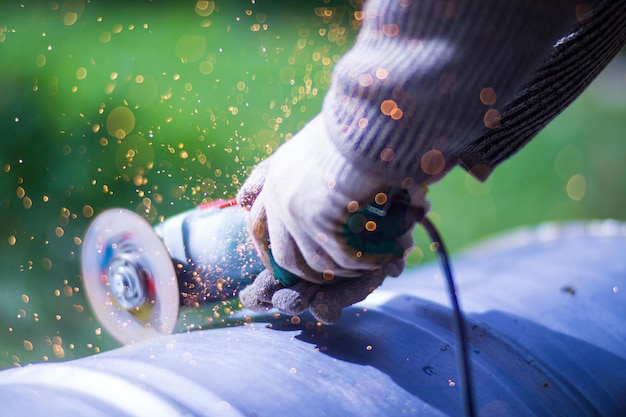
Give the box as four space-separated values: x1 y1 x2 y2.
457 0 626 180
322 0 625 184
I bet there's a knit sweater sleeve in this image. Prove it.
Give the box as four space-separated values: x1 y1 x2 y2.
322 0 625 183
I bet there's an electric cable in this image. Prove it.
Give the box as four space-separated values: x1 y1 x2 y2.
421 216 476 417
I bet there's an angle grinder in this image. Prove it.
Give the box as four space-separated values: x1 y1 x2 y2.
81 200 264 345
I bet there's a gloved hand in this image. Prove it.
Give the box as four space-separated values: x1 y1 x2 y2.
237 115 429 323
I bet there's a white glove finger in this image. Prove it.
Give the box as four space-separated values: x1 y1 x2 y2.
268 217 362 283
239 269 284 312
243 190 272 263
382 228 415 278
271 279 321 316
310 274 385 324
237 158 271 211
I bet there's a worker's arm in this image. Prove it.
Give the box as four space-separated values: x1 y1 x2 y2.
238 0 625 323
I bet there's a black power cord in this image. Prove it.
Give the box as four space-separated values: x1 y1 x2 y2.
421 216 477 417
346 187 476 416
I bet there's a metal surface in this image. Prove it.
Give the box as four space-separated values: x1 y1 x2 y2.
3 221 626 416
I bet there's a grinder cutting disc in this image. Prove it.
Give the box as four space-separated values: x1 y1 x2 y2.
81 208 179 345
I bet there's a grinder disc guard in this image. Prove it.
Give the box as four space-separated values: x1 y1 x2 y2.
81 208 179 345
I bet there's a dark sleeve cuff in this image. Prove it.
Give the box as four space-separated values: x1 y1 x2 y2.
457 0 626 181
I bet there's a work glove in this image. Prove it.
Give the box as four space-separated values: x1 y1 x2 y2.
237 115 429 323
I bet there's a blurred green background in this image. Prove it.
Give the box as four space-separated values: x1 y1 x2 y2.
0 1 624 369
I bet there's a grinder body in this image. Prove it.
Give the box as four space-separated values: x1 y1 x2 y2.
81 201 263 345
155 200 263 307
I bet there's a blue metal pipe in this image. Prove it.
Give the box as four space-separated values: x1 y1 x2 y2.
1 221 625 416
